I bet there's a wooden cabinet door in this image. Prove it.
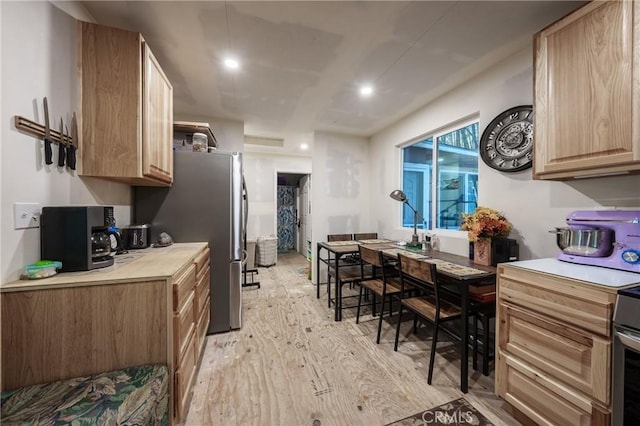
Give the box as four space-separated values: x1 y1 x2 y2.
80 22 172 186
498 302 611 405
497 353 598 426
534 0 640 180
143 43 173 185
80 22 142 179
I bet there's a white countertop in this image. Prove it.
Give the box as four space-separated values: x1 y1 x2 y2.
506 258 640 288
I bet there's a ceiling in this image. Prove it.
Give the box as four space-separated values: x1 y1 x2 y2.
79 1 584 152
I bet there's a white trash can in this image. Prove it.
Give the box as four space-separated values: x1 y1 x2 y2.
256 235 277 267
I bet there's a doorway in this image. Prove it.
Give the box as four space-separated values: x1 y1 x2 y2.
276 173 311 257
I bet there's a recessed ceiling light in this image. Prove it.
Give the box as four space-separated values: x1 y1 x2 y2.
300 143 309 150
359 85 374 97
224 58 240 70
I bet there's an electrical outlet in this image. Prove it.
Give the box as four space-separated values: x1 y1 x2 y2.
14 203 41 229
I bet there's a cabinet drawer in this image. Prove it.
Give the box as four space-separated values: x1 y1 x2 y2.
175 332 197 423
173 264 196 312
173 291 195 364
499 354 595 426
194 247 210 278
196 297 210 356
498 268 614 337
195 265 210 314
499 302 610 405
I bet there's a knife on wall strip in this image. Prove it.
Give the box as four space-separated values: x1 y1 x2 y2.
58 118 66 167
67 113 77 170
43 97 53 165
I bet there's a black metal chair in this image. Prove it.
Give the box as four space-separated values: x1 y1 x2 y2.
394 253 465 384
470 287 496 376
355 245 402 344
353 232 378 241
324 234 355 309
327 233 353 242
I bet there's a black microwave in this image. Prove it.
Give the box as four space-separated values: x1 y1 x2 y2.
491 237 519 266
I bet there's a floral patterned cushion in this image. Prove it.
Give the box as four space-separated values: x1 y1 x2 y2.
1 364 168 425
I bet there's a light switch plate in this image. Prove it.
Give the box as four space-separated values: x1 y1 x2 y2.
14 202 41 229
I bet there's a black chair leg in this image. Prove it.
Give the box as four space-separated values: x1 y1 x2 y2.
327 275 332 308
356 285 364 324
394 305 403 351
482 313 491 376
413 315 418 334
376 295 386 344
427 316 439 385
337 282 342 322
473 314 479 371
371 294 377 317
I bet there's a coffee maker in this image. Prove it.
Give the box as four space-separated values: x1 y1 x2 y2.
553 210 640 273
41 206 124 272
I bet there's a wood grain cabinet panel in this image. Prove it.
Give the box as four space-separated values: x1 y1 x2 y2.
534 0 640 179
173 291 195 364
0 281 167 391
500 302 610 405
499 355 593 426
0 243 209 426
196 298 210 355
175 332 197 422
194 248 210 276
195 265 210 314
143 44 173 183
496 263 617 425
499 275 613 337
79 21 173 186
173 264 196 312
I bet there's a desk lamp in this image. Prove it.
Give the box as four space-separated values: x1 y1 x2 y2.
389 189 421 247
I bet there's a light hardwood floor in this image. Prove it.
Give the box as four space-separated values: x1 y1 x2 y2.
186 252 520 425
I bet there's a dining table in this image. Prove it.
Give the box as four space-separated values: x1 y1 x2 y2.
315 238 497 393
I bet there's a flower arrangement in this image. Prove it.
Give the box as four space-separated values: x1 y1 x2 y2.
460 206 512 242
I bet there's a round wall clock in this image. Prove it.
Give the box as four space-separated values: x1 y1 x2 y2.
480 105 533 172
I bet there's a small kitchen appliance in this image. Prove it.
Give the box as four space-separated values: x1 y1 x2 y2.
491 237 519 266
41 206 120 272
121 224 151 249
552 210 640 273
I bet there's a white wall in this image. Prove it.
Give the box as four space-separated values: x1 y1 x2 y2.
370 46 640 260
311 131 371 283
243 152 311 242
1 1 131 283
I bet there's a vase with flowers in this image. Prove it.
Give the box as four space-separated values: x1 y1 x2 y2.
460 206 512 266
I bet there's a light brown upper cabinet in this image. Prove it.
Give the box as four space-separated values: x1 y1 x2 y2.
533 0 640 180
79 21 173 186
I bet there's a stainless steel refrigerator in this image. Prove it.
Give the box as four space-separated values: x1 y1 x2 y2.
134 150 244 334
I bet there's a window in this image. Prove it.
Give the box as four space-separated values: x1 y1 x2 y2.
401 119 479 230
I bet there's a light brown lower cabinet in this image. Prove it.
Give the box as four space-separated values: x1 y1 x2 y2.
496 264 617 426
175 331 197 422
0 243 210 426
172 246 211 421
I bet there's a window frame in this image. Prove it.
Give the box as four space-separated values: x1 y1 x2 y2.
398 115 480 235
